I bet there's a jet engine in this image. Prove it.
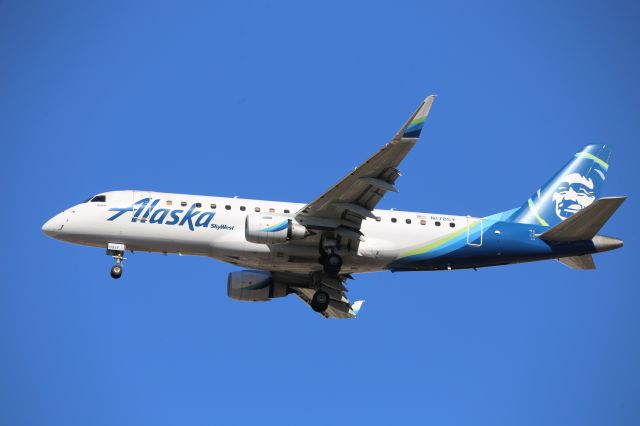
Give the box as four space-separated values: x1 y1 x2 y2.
245 214 308 244
227 270 288 301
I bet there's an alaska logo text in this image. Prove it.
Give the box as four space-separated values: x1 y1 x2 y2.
107 198 215 231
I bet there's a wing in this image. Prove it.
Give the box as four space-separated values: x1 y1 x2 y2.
295 95 436 240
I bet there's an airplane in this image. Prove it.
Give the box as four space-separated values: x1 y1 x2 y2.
42 95 626 318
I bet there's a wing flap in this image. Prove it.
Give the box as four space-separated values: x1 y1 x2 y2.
360 177 398 192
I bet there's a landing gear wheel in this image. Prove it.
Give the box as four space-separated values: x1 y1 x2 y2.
323 253 342 274
311 290 330 313
110 264 123 279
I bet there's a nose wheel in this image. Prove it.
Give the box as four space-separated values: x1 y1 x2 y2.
106 244 127 279
110 264 123 279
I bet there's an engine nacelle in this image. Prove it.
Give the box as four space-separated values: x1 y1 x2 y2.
245 214 307 245
227 270 288 302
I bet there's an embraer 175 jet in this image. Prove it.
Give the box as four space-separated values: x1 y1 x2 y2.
42 96 625 318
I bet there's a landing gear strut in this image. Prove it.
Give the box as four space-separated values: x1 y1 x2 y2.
107 243 126 279
320 236 342 275
311 290 330 313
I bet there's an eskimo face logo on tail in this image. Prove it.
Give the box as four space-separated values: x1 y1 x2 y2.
107 198 215 231
551 173 596 220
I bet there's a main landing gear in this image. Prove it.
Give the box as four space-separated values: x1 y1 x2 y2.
319 236 343 275
107 243 127 279
323 253 342 275
311 236 344 313
311 290 330 313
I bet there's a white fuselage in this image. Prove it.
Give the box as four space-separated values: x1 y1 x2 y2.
42 190 478 274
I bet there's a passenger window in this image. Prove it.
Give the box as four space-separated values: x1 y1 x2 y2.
284 209 290 214
181 201 187 207
391 218 397 223
166 200 173 206
435 221 441 227
405 219 411 224
195 203 202 208
420 219 426 225
210 204 216 209
269 208 275 213
91 195 106 202
254 207 261 212
240 206 246 211
225 205 231 210
450 222 456 228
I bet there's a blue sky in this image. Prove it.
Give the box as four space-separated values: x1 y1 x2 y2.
1 1 639 425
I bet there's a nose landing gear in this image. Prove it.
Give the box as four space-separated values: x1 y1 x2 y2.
110 264 123 279
106 243 127 279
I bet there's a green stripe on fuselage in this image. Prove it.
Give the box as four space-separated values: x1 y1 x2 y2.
400 221 480 258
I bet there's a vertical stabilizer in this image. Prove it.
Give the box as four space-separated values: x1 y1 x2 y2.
508 145 612 227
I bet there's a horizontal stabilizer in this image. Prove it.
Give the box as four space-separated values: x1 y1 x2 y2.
539 197 626 242
559 254 596 270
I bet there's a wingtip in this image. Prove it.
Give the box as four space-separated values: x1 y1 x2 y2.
398 96 435 139
422 95 436 112
352 300 365 315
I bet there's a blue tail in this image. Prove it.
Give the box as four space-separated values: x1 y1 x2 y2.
508 144 612 227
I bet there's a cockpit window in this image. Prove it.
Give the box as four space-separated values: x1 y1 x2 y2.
91 195 106 202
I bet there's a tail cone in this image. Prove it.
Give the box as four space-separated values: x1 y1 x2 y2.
592 235 623 253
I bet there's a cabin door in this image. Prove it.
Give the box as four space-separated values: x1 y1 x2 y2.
466 216 483 247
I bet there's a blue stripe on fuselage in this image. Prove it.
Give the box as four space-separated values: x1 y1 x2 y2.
388 220 595 271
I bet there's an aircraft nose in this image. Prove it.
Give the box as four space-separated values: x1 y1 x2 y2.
42 213 65 237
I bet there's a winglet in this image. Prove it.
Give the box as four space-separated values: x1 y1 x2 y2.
396 95 436 139
351 300 365 316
